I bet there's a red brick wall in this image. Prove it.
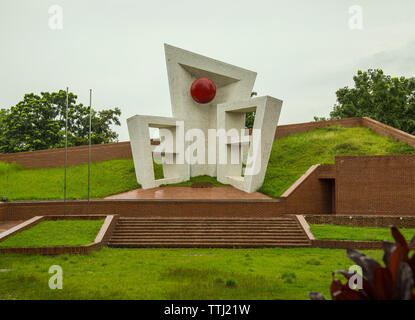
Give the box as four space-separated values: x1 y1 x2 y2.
0 203 6 220
0 142 133 169
1 117 413 169
280 165 333 215
361 117 415 148
1 155 414 218
334 155 415 216
305 215 415 227
0 199 284 221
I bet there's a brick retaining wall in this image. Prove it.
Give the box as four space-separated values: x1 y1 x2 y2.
311 239 383 250
0 214 118 255
361 117 415 148
0 199 284 221
304 215 415 228
334 155 415 216
274 117 363 139
2 117 412 169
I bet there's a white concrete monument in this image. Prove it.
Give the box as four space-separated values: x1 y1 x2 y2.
127 44 282 193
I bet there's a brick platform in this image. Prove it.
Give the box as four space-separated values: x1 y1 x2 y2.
104 186 271 200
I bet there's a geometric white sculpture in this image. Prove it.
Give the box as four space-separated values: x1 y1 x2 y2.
164 44 257 177
127 115 189 189
127 44 283 193
216 96 283 193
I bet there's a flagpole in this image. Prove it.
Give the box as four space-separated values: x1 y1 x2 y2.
88 89 92 215
64 87 69 216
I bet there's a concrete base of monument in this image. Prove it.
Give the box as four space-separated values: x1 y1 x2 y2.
104 186 271 200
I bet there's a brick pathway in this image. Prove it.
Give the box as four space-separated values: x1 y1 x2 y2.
0 220 24 233
104 186 271 200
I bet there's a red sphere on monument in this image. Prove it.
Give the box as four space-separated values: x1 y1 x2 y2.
190 78 216 104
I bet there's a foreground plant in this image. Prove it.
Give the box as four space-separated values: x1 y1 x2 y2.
310 226 415 300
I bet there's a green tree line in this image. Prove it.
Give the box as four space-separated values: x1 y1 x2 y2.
315 69 415 135
0 90 121 153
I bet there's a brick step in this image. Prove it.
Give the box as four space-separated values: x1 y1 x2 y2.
111 231 305 236
118 218 295 222
117 218 297 222
109 238 309 244
114 228 302 233
108 242 311 248
110 235 309 240
115 224 300 229
116 222 299 227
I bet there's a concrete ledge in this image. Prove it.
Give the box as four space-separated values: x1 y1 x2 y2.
295 215 315 240
362 117 415 148
0 214 119 255
298 214 387 249
280 165 320 198
0 216 44 242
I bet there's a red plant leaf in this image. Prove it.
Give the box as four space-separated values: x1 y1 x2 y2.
346 249 381 283
333 270 374 297
371 267 394 299
391 226 408 251
409 253 415 279
382 241 396 267
408 234 415 250
390 245 406 283
330 279 364 300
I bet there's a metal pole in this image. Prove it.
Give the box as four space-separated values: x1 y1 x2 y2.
88 89 92 215
64 87 69 216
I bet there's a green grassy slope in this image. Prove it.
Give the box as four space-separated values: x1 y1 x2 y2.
0 126 413 200
0 220 104 247
0 247 383 299
0 159 163 200
310 224 415 242
259 126 415 198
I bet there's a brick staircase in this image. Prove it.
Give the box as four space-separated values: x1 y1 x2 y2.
108 217 311 248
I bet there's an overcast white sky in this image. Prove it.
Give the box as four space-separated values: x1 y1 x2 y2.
1 0 415 141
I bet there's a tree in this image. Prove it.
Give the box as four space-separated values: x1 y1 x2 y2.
0 90 121 153
315 69 415 135
0 109 8 149
245 91 258 128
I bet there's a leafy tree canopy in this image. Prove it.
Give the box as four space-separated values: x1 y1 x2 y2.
0 90 121 153
245 91 258 128
315 69 415 135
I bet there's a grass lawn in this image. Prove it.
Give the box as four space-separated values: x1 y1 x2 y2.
310 224 415 242
259 126 415 198
0 220 104 247
0 159 163 200
0 247 383 300
0 126 413 200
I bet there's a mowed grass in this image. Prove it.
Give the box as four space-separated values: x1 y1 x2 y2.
310 224 415 242
259 126 415 198
0 159 163 200
0 220 104 247
0 247 383 300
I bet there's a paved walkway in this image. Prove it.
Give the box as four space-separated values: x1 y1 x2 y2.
104 186 271 200
0 220 24 234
